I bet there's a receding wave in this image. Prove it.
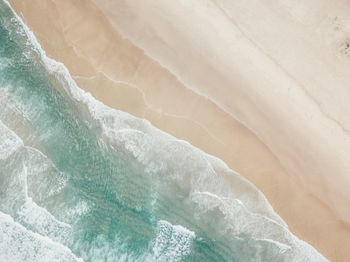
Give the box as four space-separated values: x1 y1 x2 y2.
0 1 327 261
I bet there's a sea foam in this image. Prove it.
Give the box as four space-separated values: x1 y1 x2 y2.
0 211 81 262
0 0 329 261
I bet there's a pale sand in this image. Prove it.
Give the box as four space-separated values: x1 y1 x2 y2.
10 0 350 260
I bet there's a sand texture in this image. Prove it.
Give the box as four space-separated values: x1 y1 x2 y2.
10 0 350 260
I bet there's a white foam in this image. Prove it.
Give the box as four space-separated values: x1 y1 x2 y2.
152 220 195 261
74 234 142 262
0 211 82 262
0 120 23 160
17 198 72 244
63 201 91 223
0 119 71 246
24 146 68 201
3 1 328 261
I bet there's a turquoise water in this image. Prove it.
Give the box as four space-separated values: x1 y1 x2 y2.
0 1 327 261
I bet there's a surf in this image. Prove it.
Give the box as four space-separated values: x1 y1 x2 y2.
0 1 327 261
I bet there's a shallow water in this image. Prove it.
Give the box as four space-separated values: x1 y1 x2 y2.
0 1 327 261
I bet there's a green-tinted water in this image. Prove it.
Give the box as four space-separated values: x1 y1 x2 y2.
0 1 328 261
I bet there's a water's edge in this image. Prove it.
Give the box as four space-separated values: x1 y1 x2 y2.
0 1 327 261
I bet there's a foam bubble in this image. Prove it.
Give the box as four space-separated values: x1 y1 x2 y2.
0 211 81 262
0 119 71 246
2 1 329 261
152 220 195 261
16 199 72 244
0 120 23 160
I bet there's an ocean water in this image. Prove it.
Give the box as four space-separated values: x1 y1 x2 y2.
0 1 327 261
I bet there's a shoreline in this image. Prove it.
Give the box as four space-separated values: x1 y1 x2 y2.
10 0 350 260
97 0 350 224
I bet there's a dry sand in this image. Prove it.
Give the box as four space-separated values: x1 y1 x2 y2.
10 0 350 260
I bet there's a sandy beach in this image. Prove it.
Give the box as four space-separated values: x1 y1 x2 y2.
10 0 350 260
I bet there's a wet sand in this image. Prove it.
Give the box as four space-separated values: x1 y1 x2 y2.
10 0 350 260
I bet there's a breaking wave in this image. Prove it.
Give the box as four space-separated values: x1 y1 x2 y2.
0 1 327 261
